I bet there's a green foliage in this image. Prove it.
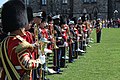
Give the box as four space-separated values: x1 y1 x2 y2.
47 28 120 80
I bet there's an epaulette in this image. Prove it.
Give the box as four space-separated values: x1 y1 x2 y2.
15 35 34 53
16 35 25 42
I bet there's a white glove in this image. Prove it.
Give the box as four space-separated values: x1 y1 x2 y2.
39 55 45 64
38 49 42 55
50 35 53 39
77 37 80 41
64 42 68 47
85 34 87 38
44 48 53 54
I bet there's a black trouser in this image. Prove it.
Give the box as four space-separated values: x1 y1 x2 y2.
97 31 101 43
57 47 62 69
60 47 65 67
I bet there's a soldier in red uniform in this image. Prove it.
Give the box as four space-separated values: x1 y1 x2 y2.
60 19 69 67
39 18 48 39
47 16 54 50
68 21 75 63
0 0 43 80
76 17 85 54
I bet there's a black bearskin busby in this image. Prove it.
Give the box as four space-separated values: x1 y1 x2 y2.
27 6 33 23
47 16 53 23
60 16 66 25
1 0 28 33
41 11 46 19
71 17 77 24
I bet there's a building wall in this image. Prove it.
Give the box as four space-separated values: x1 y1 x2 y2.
28 0 120 20
29 0 40 12
73 0 108 20
114 0 120 19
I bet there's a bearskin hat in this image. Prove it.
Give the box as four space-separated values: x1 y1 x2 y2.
71 17 77 24
47 16 53 22
60 16 66 25
41 11 46 19
27 6 33 23
1 0 28 33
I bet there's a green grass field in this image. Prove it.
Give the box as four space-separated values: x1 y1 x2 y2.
47 28 120 80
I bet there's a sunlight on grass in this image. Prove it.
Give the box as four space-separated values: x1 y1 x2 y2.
47 28 120 80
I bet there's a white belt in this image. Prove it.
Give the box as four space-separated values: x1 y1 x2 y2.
15 66 22 70
58 37 62 39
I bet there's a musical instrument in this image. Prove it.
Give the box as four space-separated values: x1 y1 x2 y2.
34 24 46 80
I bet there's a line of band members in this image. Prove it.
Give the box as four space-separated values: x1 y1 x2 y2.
28 15 94 79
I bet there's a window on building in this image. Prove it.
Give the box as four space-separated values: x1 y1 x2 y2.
63 0 68 4
25 0 29 5
83 0 97 3
83 0 90 3
83 0 86 2
91 0 97 3
116 0 120 2
41 0 46 5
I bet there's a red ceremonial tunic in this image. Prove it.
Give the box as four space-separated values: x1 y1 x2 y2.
41 28 48 39
6 31 37 78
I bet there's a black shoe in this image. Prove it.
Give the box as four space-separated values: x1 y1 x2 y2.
56 71 62 74
60 65 68 68
44 78 50 80
69 59 74 63
97 41 100 43
59 69 63 72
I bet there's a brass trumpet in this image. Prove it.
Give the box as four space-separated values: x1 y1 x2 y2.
53 36 59 49
51 26 59 49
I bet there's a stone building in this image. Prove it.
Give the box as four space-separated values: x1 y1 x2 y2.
26 0 120 20
74 0 108 20
27 0 72 19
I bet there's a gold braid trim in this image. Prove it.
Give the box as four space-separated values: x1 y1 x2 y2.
15 40 33 53
10 46 17 60
15 35 34 53
3 39 20 79
0 40 12 80
19 53 29 60
0 38 20 80
17 51 37 70
17 51 31 70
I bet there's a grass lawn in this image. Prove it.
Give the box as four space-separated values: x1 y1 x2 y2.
47 28 120 80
